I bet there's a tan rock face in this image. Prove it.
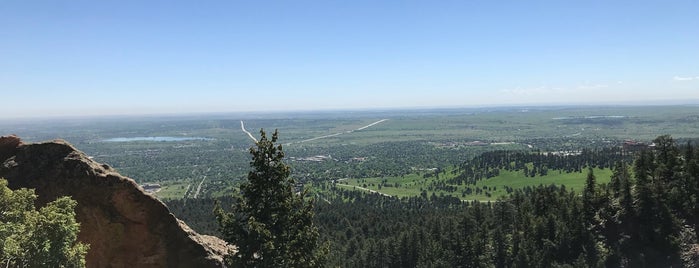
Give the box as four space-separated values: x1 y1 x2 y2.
0 136 230 268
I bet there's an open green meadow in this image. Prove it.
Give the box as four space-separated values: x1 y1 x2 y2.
332 167 612 201
153 180 192 200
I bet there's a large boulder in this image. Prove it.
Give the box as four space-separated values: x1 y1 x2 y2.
0 136 230 268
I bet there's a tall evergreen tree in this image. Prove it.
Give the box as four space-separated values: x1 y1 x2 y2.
581 167 601 266
685 141 699 236
631 148 682 266
601 161 634 266
215 129 327 267
582 167 598 224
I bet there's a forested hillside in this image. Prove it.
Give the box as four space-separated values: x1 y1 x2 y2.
169 135 699 267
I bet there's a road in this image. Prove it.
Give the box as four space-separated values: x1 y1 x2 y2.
240 121 258 142
335 183 490 202
193 176 206 198
335 183 392 197
193 167 211 199
356 119 389 131
298 132 345 143
316 194 332 204
183 184 191 199
288 119 389 145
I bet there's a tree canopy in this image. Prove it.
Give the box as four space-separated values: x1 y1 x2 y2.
0 178 88 267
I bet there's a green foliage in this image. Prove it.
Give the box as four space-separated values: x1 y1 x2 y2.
0 179 88 267
172 134 699 267
215 130 327 267
313 135 698 267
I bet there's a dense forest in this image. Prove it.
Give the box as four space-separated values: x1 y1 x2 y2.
169 135 699 267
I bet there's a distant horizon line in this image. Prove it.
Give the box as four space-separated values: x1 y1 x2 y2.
2 99 699 122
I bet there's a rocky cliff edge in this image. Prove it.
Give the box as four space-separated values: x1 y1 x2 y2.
0 135 230 268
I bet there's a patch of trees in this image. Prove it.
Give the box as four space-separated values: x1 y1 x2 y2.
557 117 626 126
166 196 235 236
287 140 481 181
451 147 629 185
518 137 621 152
0 179 88 267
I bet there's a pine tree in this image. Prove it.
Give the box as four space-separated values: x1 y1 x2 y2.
631 148 682 266
215 129 327 267
685 141 699 236
581 167 600 266
582 167 597 225
602 161 634 267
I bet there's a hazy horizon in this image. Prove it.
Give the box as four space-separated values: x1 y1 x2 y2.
2 1 698 119
2 101 699 122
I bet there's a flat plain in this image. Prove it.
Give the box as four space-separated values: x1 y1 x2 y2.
2 105 698 200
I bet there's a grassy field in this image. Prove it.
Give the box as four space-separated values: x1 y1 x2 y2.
153 179 193 200
333 167 612 201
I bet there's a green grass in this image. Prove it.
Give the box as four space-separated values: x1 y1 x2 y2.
331 167 612 201
153 180 193 200
473 168 612 199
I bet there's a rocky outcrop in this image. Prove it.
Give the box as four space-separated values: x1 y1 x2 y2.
0 136 230 268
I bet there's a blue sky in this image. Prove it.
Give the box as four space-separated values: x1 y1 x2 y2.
2 1 698 118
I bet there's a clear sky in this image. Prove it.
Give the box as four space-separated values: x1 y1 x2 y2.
2 1 698 118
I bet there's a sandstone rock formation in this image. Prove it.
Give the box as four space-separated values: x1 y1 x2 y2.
0 136 230 268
